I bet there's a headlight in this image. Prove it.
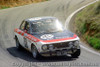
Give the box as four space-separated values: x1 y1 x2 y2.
42 45 48 50
68 42 73 48
69 42 73 45
49 45 54 50
74 41 79 47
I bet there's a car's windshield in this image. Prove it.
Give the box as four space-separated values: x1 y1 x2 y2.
31 18 64 34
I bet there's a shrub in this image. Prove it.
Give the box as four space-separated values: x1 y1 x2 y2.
75 1 100 50
87 36 100 50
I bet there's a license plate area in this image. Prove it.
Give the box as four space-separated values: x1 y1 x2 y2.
56 50 67 56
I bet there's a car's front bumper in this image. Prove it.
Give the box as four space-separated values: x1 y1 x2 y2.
40 48 78 57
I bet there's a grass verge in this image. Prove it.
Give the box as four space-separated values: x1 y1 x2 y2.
75 1 100 50
0 0 48 9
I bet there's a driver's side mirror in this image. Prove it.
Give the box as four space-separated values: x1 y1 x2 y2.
24 30 27 33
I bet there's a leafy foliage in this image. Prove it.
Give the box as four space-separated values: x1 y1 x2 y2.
75 1 100 50
86 36 100 50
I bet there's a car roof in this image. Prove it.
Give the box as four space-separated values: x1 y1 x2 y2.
25 16 57 23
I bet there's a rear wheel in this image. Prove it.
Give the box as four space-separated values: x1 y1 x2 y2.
31 45 41 59
71 49 81 58
15 37 22 50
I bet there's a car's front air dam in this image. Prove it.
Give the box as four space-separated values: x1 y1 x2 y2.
40 49 77 57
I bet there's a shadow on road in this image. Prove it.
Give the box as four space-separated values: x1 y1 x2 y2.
7 47 77 62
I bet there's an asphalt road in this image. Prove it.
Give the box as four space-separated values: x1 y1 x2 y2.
0 0 100 67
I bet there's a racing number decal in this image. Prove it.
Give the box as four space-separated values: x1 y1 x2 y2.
24 37 28 48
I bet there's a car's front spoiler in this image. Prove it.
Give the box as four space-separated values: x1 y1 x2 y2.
40 49 77 57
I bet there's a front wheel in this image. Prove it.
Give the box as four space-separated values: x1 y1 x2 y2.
71 49 81 58
31 45 41 59
15 37 22 50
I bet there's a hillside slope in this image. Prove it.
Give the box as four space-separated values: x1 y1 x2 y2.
75 1 100 50
0 0 47 9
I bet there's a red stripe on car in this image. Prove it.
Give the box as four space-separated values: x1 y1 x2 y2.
41 34 77 43
15 28 77 43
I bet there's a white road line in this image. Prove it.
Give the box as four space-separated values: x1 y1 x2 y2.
65 0 100 56
80 45 100 56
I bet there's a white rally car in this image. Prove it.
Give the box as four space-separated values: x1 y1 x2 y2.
14 17 81 59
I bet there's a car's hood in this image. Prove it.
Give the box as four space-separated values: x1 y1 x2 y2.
33 30 75 41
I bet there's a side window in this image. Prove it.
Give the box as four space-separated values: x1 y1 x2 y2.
25 22 30 33
20 21 26 30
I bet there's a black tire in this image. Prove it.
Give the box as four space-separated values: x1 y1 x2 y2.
71 49 81 58
31 45 41 59
15 37 22 50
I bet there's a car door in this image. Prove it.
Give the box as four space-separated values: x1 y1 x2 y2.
23 22 30 48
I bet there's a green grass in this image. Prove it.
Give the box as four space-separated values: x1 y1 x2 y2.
75 1 100 50
0 5 10 9
85 36 100 50
1 6 10 9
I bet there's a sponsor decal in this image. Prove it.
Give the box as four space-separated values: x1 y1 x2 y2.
41 34 54 40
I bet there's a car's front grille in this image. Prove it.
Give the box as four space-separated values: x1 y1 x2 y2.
53 42 70 49
46 41 76 50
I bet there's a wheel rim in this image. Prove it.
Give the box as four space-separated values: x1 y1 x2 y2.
32 47 37 58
